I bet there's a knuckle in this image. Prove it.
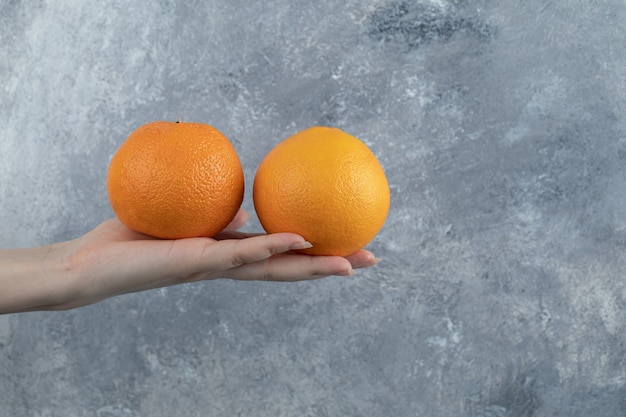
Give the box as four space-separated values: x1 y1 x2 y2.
260 259 276 281
261 269 275 281
229 253 246 268
228 240 247 268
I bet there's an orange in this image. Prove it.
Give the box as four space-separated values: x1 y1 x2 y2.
253 126 390 256
106 120 244 239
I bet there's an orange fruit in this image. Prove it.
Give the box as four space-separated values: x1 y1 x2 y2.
253 126 390 256
106 120 244 239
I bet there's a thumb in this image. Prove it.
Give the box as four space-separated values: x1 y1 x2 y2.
222 208 249 232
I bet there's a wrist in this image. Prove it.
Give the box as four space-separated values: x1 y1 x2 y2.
0 242 78 313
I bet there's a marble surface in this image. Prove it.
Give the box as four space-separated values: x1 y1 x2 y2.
1 0 626 416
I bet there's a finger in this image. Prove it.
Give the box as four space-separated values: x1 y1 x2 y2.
345 249 380 269
177 232 312 277
222 208 249 231
218 253 355 282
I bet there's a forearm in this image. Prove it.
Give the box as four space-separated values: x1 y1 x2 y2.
0 243 76 314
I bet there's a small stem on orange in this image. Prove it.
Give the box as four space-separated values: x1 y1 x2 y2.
177 117 182 123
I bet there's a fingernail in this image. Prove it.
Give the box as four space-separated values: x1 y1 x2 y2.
339 268 357 277
373 257 383 265
289 241 313 250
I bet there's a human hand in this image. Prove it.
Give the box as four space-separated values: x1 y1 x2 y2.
2 209 378 313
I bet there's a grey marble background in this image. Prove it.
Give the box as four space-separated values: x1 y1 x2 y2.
1 0 626 416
